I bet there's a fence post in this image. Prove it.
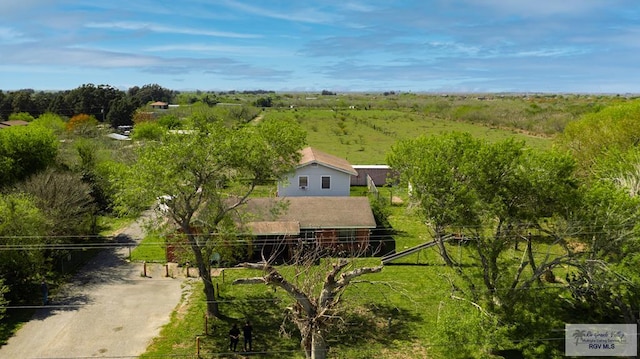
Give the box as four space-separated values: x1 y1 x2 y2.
196 336 200 357
143 261 147 277
165 264 169 277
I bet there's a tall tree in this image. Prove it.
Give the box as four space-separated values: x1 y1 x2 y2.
387 132 483 265
387 133 579 309
65 84 124 121
121 118 306 317
234 247 383 359
107 96 138 128
129 83 175 106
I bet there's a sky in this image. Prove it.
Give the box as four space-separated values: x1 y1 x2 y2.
1 0 639 93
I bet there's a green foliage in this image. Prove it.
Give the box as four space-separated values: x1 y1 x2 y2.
157 114 181 129
254 97 272 107
122 117 306 317
387 132 585 352
64 83 124 119
571 182 640 260
558 100 640 172
0 125 58 187
229 105 261 123
107 96 137 128
31 112 66 135
128 83 175 105
0 193 49 302
131 122 166 141
387 132 484 228
432 303 513 358
0 278 8 321
8 112 35 122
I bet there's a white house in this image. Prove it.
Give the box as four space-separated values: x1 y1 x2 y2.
278 147 357 197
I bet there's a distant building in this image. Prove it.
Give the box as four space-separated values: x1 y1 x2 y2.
0 120 29 129
350 165 393 186
150 101 168 110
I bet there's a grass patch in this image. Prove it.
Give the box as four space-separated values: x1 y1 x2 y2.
130 233 166 262
142 257 468 358
97 215 136 237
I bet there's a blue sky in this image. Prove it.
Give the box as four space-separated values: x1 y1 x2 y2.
1 0 639 93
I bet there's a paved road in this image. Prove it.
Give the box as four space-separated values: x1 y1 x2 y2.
0 213 186 359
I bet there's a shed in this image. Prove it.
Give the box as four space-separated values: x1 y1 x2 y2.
351 165 393 186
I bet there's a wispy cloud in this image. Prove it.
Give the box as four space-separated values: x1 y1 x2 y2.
0 27 33 44
464 0 612 17
85 21 262 39
219 0 338 24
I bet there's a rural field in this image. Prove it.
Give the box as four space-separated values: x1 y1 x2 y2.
135 93 637 358
3 90 638 359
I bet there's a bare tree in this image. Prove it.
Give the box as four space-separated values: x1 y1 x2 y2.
233 243 383 359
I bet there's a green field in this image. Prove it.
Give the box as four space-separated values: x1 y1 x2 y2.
264 108 551 164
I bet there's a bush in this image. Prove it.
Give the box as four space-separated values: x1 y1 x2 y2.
131 122 165 141
8 112 35 122
66 114 99 136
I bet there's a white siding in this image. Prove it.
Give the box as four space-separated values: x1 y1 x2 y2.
278 164 352 197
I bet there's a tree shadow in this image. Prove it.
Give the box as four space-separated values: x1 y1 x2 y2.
204 292 300 358
330 303 423 350
201 294 424 358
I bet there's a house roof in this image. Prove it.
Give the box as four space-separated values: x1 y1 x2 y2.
298 147 357 175
242 196 376 235
0 120 29 129
245 221 300 236
150 101 168 106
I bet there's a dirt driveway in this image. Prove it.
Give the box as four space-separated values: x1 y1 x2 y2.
0 213 186 358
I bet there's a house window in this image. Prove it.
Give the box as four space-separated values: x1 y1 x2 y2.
321 176 331 189
299 176 308 189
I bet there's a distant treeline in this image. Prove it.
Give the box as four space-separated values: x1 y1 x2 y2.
0 83 176 127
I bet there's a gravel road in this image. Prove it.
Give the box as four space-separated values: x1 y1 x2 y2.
0 212 186 359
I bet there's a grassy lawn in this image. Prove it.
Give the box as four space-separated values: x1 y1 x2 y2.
139 190 502 359
130 233 166 262
97 215 136 237
140 185 573 358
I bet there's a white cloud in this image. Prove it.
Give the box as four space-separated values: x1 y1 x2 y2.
85 21 262 39
219 0 337 24
0 27 32 44
465 0 611 17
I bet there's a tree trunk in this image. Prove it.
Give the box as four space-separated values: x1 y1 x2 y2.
435 227 454 266
311 328 328 359
191 242 219 318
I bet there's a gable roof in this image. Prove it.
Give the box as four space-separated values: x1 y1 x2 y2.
242 196 376 235
298 147 357 176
